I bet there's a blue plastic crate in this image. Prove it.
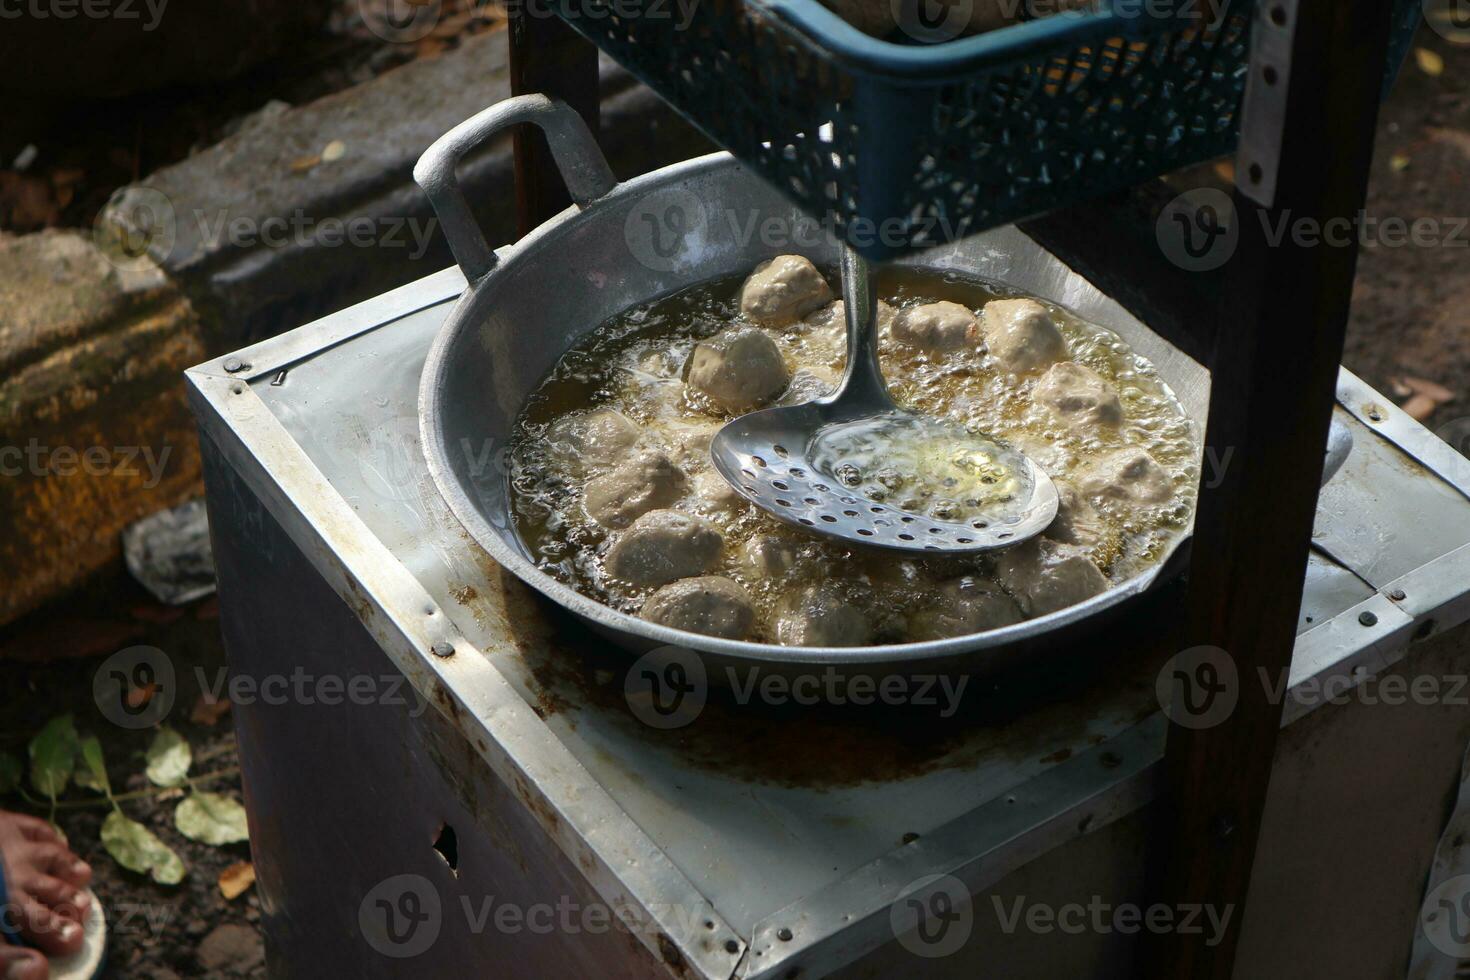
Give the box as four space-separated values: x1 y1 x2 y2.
556 0 1419 258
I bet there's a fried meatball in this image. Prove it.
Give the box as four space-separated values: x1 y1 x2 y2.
642 576 756 639
982 298 1066 374
738 534 798 579
1034 361 1123 430
686 327 791 414
691 468 745 513
891 300 977 354
1045 480 1107 548
776 583 872 646
583 451 686 529
995 540 1109 617
1079 448 1173 504
546 408 642 474
910 576 1023 640
740 255 833 326
605 510 722 586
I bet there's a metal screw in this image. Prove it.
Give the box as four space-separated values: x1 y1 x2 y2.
431 641 455 658
223 356 247 373
1358 610 1378 627
777 927 793 942
1388 588 1406 601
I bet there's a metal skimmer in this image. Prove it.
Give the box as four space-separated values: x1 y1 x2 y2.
710 249 1060 554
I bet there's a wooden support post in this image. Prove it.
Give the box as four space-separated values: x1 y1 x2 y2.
1153 0 1395 975
508 4 601 237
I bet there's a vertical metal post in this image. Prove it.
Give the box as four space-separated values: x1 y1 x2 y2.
509 2 601 236
1154 0 1396 975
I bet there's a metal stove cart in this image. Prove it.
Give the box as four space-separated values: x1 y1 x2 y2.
190 0 1470 976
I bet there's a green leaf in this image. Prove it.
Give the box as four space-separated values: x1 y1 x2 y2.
175 792 249 846
74 736 110 796
28 715 79 799
144 727 191 788
101 811 185 885
0 752 21 795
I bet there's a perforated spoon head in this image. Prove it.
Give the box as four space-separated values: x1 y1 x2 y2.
710 249 1059 555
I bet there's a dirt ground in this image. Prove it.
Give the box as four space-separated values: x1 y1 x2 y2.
0 18 1467 980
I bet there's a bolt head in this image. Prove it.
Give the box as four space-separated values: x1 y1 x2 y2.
1358 610 1378 627
223 356 245 373
431 641 455 658
1388 588 1406 601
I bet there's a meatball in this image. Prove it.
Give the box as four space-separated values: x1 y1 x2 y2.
605 510 723 586
1033 361 1123 431
910 576 1022 640
1078 448 1173 504
995 540 1109 617
739 255 833 326
546 408 641 474
776 583 872 647
583 451 686 529
738 534 798 579
1045 481 1106 549
981 298 1066 374
642 576 756 639
691 468 745 513
891 301 977 353
686 327 791 414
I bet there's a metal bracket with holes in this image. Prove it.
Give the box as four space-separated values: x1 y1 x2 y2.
1236 0 1300 207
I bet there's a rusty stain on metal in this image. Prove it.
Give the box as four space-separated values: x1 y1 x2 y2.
450 584 480 604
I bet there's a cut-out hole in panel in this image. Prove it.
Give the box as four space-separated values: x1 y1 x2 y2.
433 823 459 874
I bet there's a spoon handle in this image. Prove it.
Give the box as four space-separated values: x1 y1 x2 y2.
833 248 895 411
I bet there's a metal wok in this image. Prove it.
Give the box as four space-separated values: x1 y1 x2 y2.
416 95 1212 677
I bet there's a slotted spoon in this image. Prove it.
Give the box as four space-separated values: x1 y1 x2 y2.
710 248 1059 554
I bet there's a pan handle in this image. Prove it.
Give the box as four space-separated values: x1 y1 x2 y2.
413 94 617 283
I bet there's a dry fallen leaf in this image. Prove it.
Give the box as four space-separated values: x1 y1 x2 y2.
1389 153 1411 172
219 861 256 900
321 140 346 163
1415 48 1445 78
1394 375 1456 422
289 154 321 173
